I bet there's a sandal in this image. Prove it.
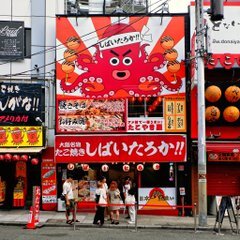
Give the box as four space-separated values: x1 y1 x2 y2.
66 220 72 224
72 219 80 222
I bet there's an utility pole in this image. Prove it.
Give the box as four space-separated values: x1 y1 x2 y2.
195 0 207 226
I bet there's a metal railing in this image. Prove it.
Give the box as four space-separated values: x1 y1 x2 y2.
71 201 198 232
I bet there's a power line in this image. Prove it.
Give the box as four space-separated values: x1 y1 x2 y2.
0 0 166 68
0 0 170 77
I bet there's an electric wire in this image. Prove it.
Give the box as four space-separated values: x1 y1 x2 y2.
0 0 170 77
0 0 166 68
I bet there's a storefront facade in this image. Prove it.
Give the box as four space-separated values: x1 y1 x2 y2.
47 14 192 215
190 2 240 213
0 82 45 209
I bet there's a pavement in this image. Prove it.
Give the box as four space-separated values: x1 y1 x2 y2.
0 209 239 233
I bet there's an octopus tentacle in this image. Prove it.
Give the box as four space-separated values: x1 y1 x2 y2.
139 43 150 61
148 53 167 69
76 54 96 70
60 77 82 93
159 75 182 92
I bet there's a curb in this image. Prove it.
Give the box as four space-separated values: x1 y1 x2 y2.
0 221 216 231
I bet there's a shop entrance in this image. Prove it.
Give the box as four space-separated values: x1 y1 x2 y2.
0 161 15 209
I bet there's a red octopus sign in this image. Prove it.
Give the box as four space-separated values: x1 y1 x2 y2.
56 16 186 99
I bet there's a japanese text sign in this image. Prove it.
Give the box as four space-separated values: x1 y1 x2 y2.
55 134 186 163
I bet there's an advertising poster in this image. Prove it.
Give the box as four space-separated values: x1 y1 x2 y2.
41 159 57 205
56 16 186 99
57 98 126 132
138 187 176 210
0 83 43 125
0 126 43 147
0 21 24 60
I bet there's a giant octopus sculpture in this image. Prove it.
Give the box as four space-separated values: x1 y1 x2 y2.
60 23 182 98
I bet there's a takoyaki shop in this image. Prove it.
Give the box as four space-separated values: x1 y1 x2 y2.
54 134 188 215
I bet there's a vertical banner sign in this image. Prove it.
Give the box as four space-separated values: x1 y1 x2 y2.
164 97 186 132
41 159 57 207
32 186 41 224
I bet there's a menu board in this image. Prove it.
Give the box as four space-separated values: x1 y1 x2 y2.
41 159 57 204
0 21 24 60
57 98 126 133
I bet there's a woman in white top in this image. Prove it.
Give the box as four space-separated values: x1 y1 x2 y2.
93 181 107 226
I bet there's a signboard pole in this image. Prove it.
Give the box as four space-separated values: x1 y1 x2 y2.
196 0 207 227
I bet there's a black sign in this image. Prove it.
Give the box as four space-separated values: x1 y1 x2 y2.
0 21 24 60
0 82 43 125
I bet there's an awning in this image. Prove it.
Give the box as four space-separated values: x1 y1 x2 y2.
0 147 45 153
207 143 240 153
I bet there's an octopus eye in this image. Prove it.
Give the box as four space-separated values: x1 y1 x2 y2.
123 57 132 66
110 57 119 66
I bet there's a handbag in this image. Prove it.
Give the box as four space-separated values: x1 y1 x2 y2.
60 193 65 201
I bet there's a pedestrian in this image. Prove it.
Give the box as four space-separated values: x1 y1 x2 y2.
93 181 107 226
99 176 110 220
62 174 76 224
123 176 132 219
125 185 136 224
108 181 121 225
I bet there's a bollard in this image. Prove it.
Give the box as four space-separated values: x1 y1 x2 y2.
134 202 138 232
218 206 221 234
194 203 197 233
73 202 77 231
237 207 239 235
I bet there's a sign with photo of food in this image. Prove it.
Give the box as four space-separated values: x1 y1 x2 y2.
56 98 126 133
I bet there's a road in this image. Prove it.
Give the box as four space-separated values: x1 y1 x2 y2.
0 226 239 240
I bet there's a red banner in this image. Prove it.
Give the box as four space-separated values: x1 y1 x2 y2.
55 134 186 163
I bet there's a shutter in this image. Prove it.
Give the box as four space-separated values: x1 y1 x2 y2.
207 164 240 196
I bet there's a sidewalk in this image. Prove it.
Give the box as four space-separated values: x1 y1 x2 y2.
0 209 237 232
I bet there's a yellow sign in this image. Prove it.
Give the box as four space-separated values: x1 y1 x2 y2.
13 191 24 199
0 126 43 147
164 97 186 132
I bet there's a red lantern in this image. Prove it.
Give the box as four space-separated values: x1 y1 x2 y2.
153 163 160 170
31 158 39 165
137 164 144 171
129 97 135 103
123 164 130 172
20 154 28 162
67 163 75 170
157 96 162 103
148 106 153 112
0 154 4 161
4 153 12 161
12 154 20 161
101 164 109 172
82 164 89 171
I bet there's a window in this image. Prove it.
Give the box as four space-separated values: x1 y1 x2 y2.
128 97 163 118
24 28 31 58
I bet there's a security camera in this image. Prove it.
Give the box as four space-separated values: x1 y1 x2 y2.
35 117 43 123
